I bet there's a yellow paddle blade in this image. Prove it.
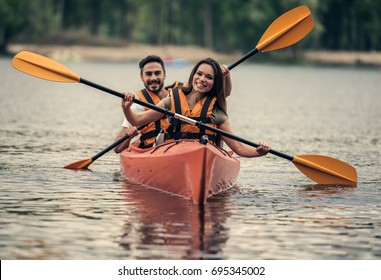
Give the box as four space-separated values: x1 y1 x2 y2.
256 5 314 52
292 155 357 186
63 158 93 170
12 51 80 83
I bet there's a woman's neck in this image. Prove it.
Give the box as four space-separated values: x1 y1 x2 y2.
187 90 205 109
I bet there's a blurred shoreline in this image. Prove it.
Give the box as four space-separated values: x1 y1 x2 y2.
7 43 381 67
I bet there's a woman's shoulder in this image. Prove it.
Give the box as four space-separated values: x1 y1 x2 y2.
213 105 228 126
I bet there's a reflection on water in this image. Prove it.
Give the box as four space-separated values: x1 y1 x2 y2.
1 58 381 259
118 178 233 259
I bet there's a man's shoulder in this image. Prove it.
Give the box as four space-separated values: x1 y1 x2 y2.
165 80 186 90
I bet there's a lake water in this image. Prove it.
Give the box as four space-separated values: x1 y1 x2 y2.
1 57 380 260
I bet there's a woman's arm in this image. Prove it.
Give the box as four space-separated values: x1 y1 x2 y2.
221 64 232 97
121 92 166 126
219 119 270 157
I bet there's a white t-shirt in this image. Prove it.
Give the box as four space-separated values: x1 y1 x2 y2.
121 96 145 144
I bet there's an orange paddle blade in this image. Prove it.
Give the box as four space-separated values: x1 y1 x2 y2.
292 155 357 186
257 5 314 52
12 51 80 83
63 158 93 170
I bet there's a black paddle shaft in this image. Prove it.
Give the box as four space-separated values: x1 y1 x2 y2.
91 125 146 161
80 78 294 162
228 48 259 70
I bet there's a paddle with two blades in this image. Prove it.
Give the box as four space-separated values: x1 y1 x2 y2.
11 49 358 186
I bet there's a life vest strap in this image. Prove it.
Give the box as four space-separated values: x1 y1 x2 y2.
165 132 216 143
141 89 161 134
165 87 217 143
139 130 158 141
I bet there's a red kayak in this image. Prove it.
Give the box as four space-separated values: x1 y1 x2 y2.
119 140 240 204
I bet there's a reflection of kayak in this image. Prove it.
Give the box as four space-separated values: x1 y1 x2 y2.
119 180 233 259
119 140 240 204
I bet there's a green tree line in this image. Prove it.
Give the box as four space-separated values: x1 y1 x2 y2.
1 0 380 54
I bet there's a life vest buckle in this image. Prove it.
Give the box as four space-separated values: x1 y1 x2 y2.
200 135 209 145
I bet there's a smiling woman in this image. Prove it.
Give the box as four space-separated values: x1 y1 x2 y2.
187 64 215 109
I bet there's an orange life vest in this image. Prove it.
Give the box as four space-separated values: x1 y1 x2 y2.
135 81 185 148
136 88 169 148
165 80 186 90
165 87 218 143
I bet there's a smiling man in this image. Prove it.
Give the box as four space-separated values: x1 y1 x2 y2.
114 55 171 152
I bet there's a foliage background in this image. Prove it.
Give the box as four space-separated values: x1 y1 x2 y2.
1 0 381 54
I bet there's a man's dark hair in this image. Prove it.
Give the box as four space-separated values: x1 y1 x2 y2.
139 55 166 74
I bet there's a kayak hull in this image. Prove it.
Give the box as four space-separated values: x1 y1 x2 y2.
119 140 240 204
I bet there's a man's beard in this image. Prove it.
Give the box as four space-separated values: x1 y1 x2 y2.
146 80 163 93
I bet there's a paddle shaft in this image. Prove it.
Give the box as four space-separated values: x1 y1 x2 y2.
91 124 146 161
81 78 124 98
173 112 294 161
228 48 259 70
227 6 314 70
80 77 293 162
